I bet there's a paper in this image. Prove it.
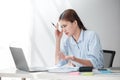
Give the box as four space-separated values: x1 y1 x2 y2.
48 66 79 73
69 72 80 75
81 72 94 76
109 67 120 73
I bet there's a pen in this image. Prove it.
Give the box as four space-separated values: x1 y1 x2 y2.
51 22 61 31
51 22 56 28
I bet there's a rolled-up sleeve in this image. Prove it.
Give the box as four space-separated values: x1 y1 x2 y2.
87 32 104 69
56 38 68 67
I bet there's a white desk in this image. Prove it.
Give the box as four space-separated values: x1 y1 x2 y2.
0 69 32 80
0 69 120 80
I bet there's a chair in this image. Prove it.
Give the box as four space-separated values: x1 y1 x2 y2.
103 50 116 68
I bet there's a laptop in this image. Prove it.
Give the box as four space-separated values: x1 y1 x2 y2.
9 47 48 72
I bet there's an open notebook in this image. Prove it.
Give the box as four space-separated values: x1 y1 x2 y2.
48 66 79 73
109 67 120 73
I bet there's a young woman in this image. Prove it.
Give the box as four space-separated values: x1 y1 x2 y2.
55 9 104 69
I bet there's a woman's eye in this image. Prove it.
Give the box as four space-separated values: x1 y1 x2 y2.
61 25 66 28
61 26 63 28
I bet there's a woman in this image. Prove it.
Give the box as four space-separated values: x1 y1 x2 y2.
55 9 104 69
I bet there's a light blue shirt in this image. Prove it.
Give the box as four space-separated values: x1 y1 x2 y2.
57 30 104 69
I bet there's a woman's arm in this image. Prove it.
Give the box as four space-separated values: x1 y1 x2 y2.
55 39 61 64
73 57 93 66
55 23 63 64
65 56 93 67
55 39 67 64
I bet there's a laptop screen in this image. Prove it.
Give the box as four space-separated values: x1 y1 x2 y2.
10 47 29 71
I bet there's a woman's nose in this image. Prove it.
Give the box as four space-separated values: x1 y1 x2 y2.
62 28 66 32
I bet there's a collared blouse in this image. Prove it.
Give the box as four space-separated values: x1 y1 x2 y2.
57 30 104 69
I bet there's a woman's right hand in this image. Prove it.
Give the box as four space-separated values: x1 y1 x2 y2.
55 23 63 40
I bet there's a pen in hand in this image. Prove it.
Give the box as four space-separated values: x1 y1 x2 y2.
51 22 56 28
51 22 61 32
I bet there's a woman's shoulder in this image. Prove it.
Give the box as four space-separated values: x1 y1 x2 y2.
84 29 96 34
83 29 100 40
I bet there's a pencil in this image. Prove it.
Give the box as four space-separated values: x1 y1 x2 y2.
51 22 56 28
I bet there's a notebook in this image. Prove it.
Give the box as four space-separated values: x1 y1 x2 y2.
9 47 48 72
48 66 79 73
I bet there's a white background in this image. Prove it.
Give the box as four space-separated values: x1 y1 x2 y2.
0 0 120 72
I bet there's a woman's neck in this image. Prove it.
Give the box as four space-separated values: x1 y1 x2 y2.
72 27 81 42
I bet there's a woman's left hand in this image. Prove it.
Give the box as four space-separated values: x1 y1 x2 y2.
65 55 76 61
58 52 76 61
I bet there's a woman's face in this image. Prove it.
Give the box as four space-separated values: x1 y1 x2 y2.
59 20 78 37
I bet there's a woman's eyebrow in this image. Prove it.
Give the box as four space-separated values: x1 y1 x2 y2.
62 24 67 26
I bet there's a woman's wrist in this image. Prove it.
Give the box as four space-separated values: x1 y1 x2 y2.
71 56 76 61
65 56 76 61
56 38 61 42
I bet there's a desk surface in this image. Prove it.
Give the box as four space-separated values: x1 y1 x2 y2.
0 69 120 80
0 69 32 78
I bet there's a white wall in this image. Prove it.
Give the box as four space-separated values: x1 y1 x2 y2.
0 0 120 70
0 0 32 69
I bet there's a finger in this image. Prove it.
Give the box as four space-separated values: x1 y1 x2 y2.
60 29 63 33
56 23 59 30
65 56 70 60
71 63 76 67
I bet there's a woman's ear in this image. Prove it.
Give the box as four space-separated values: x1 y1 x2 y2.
73 20 77 25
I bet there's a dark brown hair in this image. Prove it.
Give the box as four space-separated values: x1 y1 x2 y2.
59 9 87 30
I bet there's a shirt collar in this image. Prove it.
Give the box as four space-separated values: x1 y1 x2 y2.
70 29 84 45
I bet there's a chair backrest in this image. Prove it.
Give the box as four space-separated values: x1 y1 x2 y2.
103 50 115 68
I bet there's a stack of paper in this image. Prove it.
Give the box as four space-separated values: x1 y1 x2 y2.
109 67 120 73
48 66 79 73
